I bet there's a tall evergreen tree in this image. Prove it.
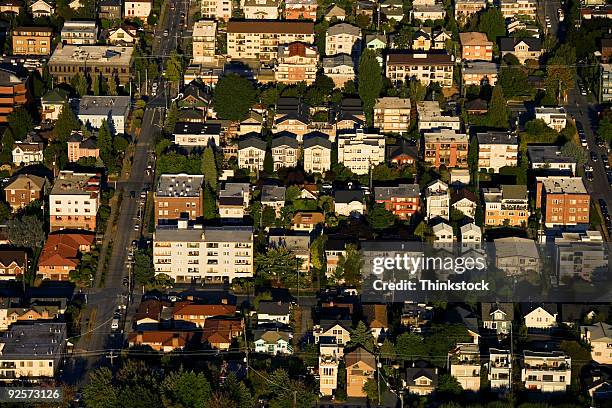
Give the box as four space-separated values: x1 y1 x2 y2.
107 76 118 96
164 102 178 133
263 150 273 173
486 84 509 128
97 120 113 165
7 107 33 140
53 103 80 142
202 183 218 220
358 49 383 126
71 72 88 96
200 147 218 191
91 74 100 96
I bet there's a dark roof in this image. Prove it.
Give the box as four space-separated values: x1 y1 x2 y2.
218 196 244 206
387 51 453 66
227 20 314 35
271 132 299 149
80 137 98 149
303 132 331 149
258 301 290 315
451 188 477 204
446 306 479 335
374 184 420 200
42 88 69 103
334 190 364 203
403 365 438 387
499 37 542 52
464 98 488 112
476 131 517 145
386 142 418 160
237 134 267 150
480 302 514 321
173 122 221 135
0 249 27 268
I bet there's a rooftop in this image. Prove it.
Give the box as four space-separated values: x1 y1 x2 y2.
374 184 420 200
50 171 101 196
477 131 518 145
261 185 286 202
374 97 411 110
155 224 253 243
539 176 587 194
78 96 131 117
227 20 314 35
156 174 204 197
527 145 574 164
172 122 221 135
0 323 66 359
459 31 492 45
387 51 454 66
49 45 134 66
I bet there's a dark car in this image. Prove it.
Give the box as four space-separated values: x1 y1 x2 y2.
591 151 598 162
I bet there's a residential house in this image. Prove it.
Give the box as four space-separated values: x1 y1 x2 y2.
494 237 540 277
386 52 454 87
314 319 351 345
460 223 482 249
0 66 29 124
334 190 365 217
386 142 418 166
319 354 340 396
374 184 420 219
521 351 571 392
555 231 607 283
254 330 292 354
449 343 481 391
238 111 264 135
1 300 64 330
67 131 99 162
237 134 267 172
30 0 53 18
268 229 311 272
425 180 450 221
499 0 537 20
192 20 217 64
402 362 438 396
201 0 231 20
432 222 454 244
500 37 542 64
431 29 452 49
322 53 355 88
219 183 250 207
0 0 21 14
417 100 461 131
346 347 376 397
218 196 246 218
535 106 567 132
124 0 152 19
477 131 518 172
37 232 95 280
98 0 122 19
49 171 101 231
380 0 404 21
489 349 512 392
243 0 279 19
522 303 558 329
373 97 411 134
276 42 318 85
481 303 513 335
324 4 345 21
411 2 446 21
0 323 66 380
459 32 493 61
271 132 299 170
257 301 291 325
463 61 498 86
77 96 131 134
483 185 529 227
261 185 286 216
527 145 576 175
324 239 348 277
154 174 204 224
363 304 388 339
454 0 486 25
4 174 46 211
290 211 324 232
284 0 317 20
303 132 332 173
451 188 477 219
153 222 254 283
61 21 97 45
535 176 590 228
365 33 387 54
40 88 69 122
0 249 27 280
337 128 385 174
581 322 612 365
400 303 433 329
325 23 361 56
412 28 432 50
226 21 315 61
128 330 196 352
107 25 138 45
173 302 236 327
12 141 43 166
273 97 310 140
424 129 469 168
173 122 221 148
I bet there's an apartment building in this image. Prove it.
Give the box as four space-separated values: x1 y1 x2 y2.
0 250 27 280
536 176 590 228
325 23 361 56
37 232 94 280
386 52 454 87
424 129 469 168
555 231 607 283
346 347 376 397
425 180 450 221
499 0 537 20
483 185 529 227
192 20 217 64
417 101 462 131
41 88 69 122
500 37 542 64
600 63 612 103
0 323 66 381
124 0 152 19
374 184 420 219
527 145 576 175
275 42 318 85
48 45 134 85
49 171 101 232
489 349 512 392
12 26 52 55
581 322 612 365
322 53 355 88
535 106 567 132
494 237 539 277
454 0 486 25
463 61 498 86
153 221 254 283
154 174 204 224
4 174 46 211
201 0 231 20
12 142 43 166
261 185 286 216
227 21 315 61
459 32 493 61
373 97 411 134
477 131 518 172
449 343 481 392
303 132 332 174
0 66 29 124
218 195 245 218
67 131 100 162
521 351 571 392
173 302 237 327
284 0 317 20
78 96 130 134
244 0 279 19
173 122 221 147
99 0 122 19
61 20 98 45
271 133 299 170
319 355 340 396
337 128 386 174
237 134 267 172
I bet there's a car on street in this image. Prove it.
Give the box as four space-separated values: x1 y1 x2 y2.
140 191 147 199
591 151 598 162
134 224 140 231
111 317 120 331
163 30 169 37
587 171 594 181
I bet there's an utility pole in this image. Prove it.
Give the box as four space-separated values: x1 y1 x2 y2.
106 351 118 365
376 354 381 405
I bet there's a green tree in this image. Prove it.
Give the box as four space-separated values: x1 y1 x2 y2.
113 135 129 153
165 50 183 82
561 141 587 166
133 249 154 285
358 49 383 126
363 378 386 405
8 215 44 250
107 76 118 96
263 150 274 173
408 80 427 103
477 8 506 41
203 183 218 220
347 321 375 352
367 203 396 230
164 102 179 133
53 103 80 142
437 373 463 394
97 120 113 165
71 72 88 96
545 46 576 104
212 74 257 121
0 201 10 223
255 247 302 286
261 205 277 228
335 244 363 285
161 369 211 408
395 332 427 361
91 74 100 96
498 64 531 99
201 147 218 191
486 84 509 128
600 115 612 144
310 234 327 271
7 107 33 141
468 134 478 175
82 367 118 408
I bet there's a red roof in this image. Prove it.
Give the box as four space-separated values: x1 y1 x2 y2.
38 233 94 268
173 302 236 318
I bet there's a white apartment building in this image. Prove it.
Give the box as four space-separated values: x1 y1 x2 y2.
449 343 481 392
325 23 361 56
124 0 152 19
535 106 567 132
322 53 355 88
489 349 512 392
78 96 130 135
153 221 254 283
373 97 411 134
303 133 332 174
173 122 221 148
237 135 267 172
521 351 571 392
243 0 279 19
555 231 607 283
337 128 386 175
477 131 519 172
417 101 461 131
201 0 231 20
192 20 217 64
49 171 101 232
499 0 537 20
271 133 299 170
319 355 339 396
386 52 454 87
61 20 98 45
425 180 450 221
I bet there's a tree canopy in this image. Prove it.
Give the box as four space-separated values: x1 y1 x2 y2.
212 74 257 121
358 49 383 126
